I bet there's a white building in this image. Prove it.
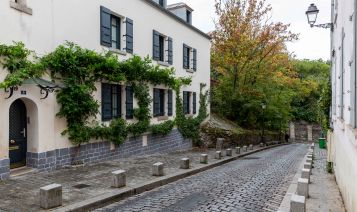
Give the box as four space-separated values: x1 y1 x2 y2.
0 0 211 180
329 0 357 211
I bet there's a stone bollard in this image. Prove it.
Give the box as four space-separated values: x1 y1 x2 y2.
236 147 241 154
40 184 62 209
152 162 164 176
216 138 224 150
243 146 247 152
301 169 311 183
260 143 264 147
249 144 254 150
180 158 190 169
200 154 208 164
297 178 309 198
226 149 232 156
111 170 126 188
290 194 306 212
304 163 312 170
215 151 222 159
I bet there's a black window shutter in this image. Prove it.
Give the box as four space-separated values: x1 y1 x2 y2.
168 89 173 116
153 30 160 60
125 18 134 53
126 86 134 119
100 6 111 47
102 83 112 121
153 88 160 117
193 92 197 114
183 44 188 69
114 85 121 118
168 37 173 65
193 48 197 71
183 91 188 114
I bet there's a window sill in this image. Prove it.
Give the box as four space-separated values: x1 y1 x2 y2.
10 2 32 15
156 116 169 121
185 114 194 118
157 61 170 67
186 69 195 73
109 48 127 56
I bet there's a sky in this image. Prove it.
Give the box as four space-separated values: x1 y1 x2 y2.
168 0 331 60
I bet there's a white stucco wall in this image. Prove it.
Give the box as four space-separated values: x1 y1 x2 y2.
330 0 357 211
0 0 211 157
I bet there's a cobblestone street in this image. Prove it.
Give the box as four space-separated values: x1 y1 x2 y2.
97 143 308 212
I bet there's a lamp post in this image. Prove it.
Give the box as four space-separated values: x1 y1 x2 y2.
305 3 333 30
261 103 266 143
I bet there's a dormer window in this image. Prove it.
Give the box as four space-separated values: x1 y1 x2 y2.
186 10 192 24
10 0 32 15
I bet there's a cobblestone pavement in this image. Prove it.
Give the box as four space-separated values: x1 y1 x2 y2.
97 144 308 212
306 147 345 212
0 145 267 212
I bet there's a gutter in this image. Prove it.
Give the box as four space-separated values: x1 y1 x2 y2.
141 0 212 40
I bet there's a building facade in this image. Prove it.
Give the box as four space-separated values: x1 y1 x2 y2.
0 0 211 180
329 0 357 211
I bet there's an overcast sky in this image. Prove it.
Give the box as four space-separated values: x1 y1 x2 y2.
168 0 331 60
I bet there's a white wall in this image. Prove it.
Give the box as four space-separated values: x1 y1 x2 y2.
330 0 357 211
0 0 211 155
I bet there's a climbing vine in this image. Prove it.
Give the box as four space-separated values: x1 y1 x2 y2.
0 42 208 146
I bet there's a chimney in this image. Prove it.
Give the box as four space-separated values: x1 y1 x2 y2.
167 3 193 24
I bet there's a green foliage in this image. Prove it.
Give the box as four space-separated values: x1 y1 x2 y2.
0 42 207 146
151 120 175 136
291 59 331 129
176 83 209 146
0 42 45 88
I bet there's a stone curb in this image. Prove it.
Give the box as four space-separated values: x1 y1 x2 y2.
52 143 288 212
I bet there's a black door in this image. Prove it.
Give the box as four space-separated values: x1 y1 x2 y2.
9 99 27 169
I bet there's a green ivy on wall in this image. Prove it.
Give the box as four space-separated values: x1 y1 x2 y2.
0 42 208 146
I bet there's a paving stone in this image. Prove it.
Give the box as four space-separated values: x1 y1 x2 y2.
98 144 307 212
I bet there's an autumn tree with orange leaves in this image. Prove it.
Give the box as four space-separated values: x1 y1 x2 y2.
211 0 302 131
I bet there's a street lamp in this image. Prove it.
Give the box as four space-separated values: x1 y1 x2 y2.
305 3 333 30
261 103 266 143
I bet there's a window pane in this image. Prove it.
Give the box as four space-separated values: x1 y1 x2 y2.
159 36 165 61
112 86 118 117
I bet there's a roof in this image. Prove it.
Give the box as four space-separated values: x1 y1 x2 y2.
167 3 194 12
143 0 211 40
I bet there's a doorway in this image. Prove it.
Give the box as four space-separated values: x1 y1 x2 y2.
9 99 27 169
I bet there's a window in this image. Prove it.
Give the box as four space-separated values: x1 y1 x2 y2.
153 30 173 64
102 83 121 121
183 91 197 115
153 89 165 117
183 44 197 71
159 0 165 7
100 6 134 53
186 10 192 24
126 86 134 119
111 16 120 49
183 91 191 115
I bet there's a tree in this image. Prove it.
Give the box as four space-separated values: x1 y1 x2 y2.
211 0 299 132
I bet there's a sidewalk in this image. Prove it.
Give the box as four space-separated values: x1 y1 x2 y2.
306 147 345 212
0 144 279 211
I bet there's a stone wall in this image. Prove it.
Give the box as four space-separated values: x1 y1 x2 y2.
0 129 191 180
0 159 10 180
289 121 322 142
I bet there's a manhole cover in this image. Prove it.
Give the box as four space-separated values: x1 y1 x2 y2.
73 184 90 189
242 157 261 160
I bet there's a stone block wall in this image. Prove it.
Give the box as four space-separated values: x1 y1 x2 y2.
289 121 322 142
0 159 10 180
1 129 191 180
